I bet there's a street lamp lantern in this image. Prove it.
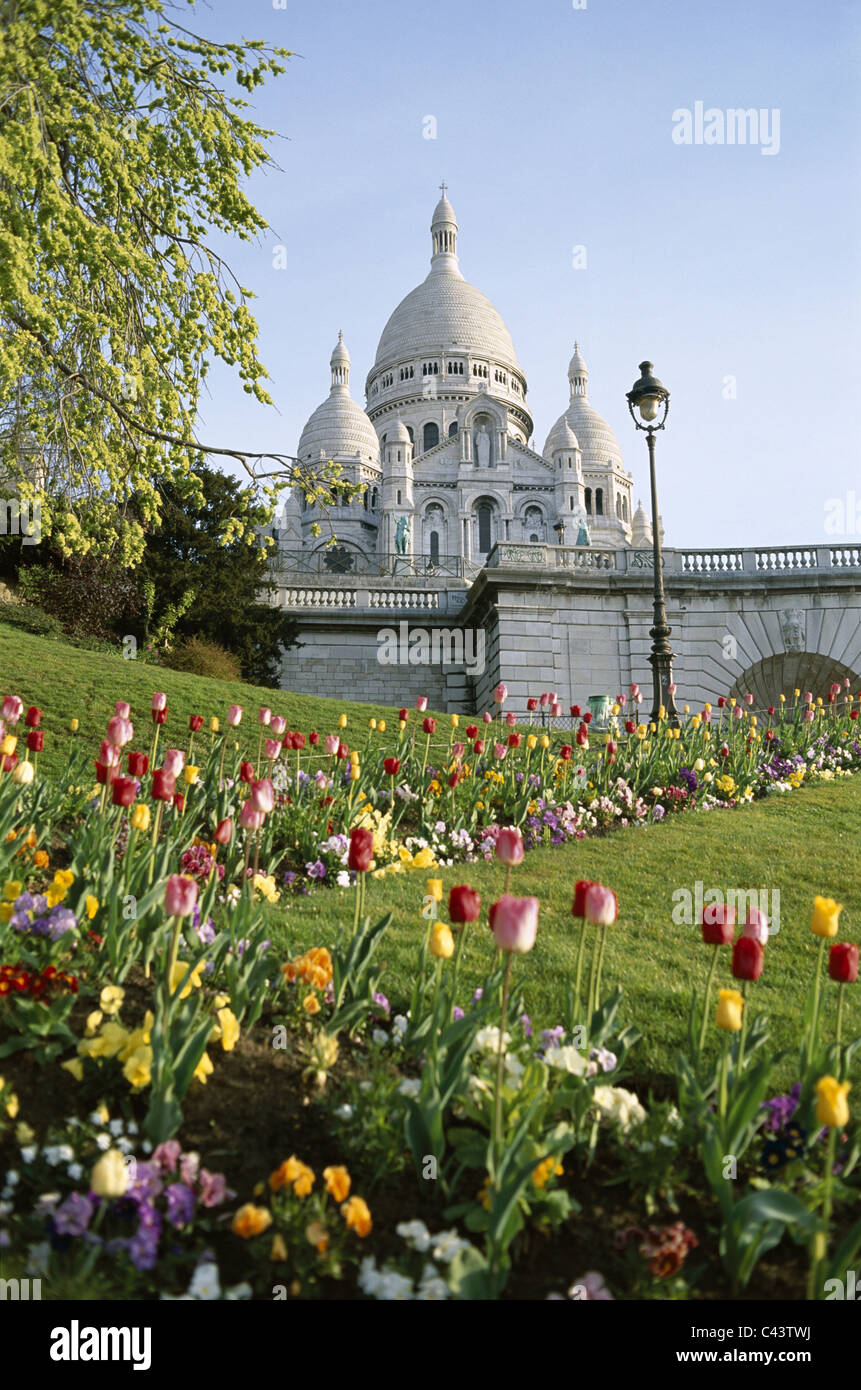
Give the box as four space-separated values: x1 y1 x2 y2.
553 520 565 544
625 360 679 726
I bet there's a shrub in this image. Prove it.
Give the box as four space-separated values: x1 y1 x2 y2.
0 601 64 639
160 636 242 682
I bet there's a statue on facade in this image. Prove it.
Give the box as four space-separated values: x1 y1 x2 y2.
475 426 491 468
573 505 591 547
394 515 411 555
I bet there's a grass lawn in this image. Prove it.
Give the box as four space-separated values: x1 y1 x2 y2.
272 775 861 1090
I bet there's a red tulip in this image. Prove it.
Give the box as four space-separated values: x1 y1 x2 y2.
527 698 538 712
127 751 149 777
850 710 859 722
25 706 42 727
309 731 320 745
293 732 306 751
189 714 204 732
399 709 408 722
152 707 168 725
164 873 198 917
336 742 349 760
383 757 401 776
422 717 436 735
283 732 295 750
583 711 592 725
570 705 581 718
26 729 44 752
829 942 859 984
348 826 374 872
767 706 775 716
173 793 185 812
717 696 726 708
448 770 460 788
576 727 589 747
151 769 176 801
507 733 521 748
465 725 478 738
94 760 117 785
572 880 597 917
239 761 255 784
111 776 136 807
732 936 763 981
473 739 484 755
700 902 736 944
2 752 17 772
625 719 636 734
496 827 524 867
559 744 573 760
214 817 234 845
449 885 481 922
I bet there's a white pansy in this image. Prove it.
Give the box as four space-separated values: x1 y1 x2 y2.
19 1146 38 1164
108 1120 124 1137
66 1164 83 1181
188 1262 221 1301
95 1133 111 1151
397 1079 420 1099
4 1170 19 1186
224 1282 253 1300
473 1026 511 1053
334 1104 354 1121
431 1230 471 1263
392 1015 408 1042
372 1029 389 1047
396 1219 431 1251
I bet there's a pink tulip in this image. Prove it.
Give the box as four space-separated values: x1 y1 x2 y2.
325 734 340 755
630 684 641 697
745 693 754 705
482 711 493 724
493 742 506 759
227 705 243 727
617 694 627 707
490 895 539 954
551 703 562 718
264 738 282 760
743 907 769 944
702 708 712 723
106 715 134 747
250 778 275 813
415 696 428 712
668 684 677 696
99 741 121 768
584 883 618 926
163 748 185 778
259 707 272 725
540 693 549 707
496 827 524 867
452 742 465 757
1 696 23 723
733 705 743 719
115 701 131 719
151 692 167 712
803 692 813 705
494 683 508 704
505 711 517 726
270 715 287 737
549 692 558 703
804 709 815 722
239 801 264 831
164 873 198 918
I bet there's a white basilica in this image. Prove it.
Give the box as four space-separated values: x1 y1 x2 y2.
278 189 653 569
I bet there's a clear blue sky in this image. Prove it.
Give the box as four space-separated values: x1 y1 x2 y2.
190 0 861 549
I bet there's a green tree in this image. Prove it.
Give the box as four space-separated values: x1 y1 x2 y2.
0 0 356 562
133 464 298 687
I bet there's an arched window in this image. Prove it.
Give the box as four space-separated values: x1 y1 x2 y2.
397 489 402 505
423 422 440 452
569 495 575 510
585 487 592 515
371 487 379 510
596 488 603 516
429 531 440 563
623 496 629 522
529 533 538 543
448 420 458 437
477 503 492 554
523 505 544 542
406 425 414 443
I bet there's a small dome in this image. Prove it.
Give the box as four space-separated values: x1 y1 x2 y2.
546 418 580 454
297 334 380 464
432 192 457 228
630 499 653 546
543 342 623 465
389 418 411 445
568 341 588 381
330 330 350 369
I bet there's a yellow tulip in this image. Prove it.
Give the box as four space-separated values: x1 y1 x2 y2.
526 734 537 750
184 765 200 786
426 878 443 902
338 714 348 729
450 713 459 727
130 803 150 832
85 894 99 919
12 761 34 786
378 720 386 733
368 717 377 730
69 718 79 733
430 922 455 959
810 896 842 939
715 988 744 1032
350 765 360 781
540 735 550 749
1 735 17 755
704 702 712 712
815 1076 850 1129
210 716 220 732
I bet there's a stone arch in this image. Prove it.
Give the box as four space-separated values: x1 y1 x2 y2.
422 500 449 561
728 653 861 708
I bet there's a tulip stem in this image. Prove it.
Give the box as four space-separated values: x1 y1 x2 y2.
573 918 588 1021
718 1038 730 1127
452 921 470 1004
492 952 514 1191
594 924 608 1012
836 982 845 1077
585 929 601 1035
697 944 721 1060
808 1128 836 1300
737 980 749 1077
351 871 364 938
164 914 182 1016
809 936 827 1062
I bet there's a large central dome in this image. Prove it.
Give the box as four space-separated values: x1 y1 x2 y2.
371 192 520 373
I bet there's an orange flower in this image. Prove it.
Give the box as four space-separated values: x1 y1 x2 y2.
305 1219 329 1254
292 1162 315 1197
323 1165 351 1203
269 1234 288 1262
269 1156 302 1191
341 1195 372 1237
231 1204 272 1239
303 994 320 1015
33 849 50 869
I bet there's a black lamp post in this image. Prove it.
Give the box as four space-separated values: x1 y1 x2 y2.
626 361 679 726
553 520 565 545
